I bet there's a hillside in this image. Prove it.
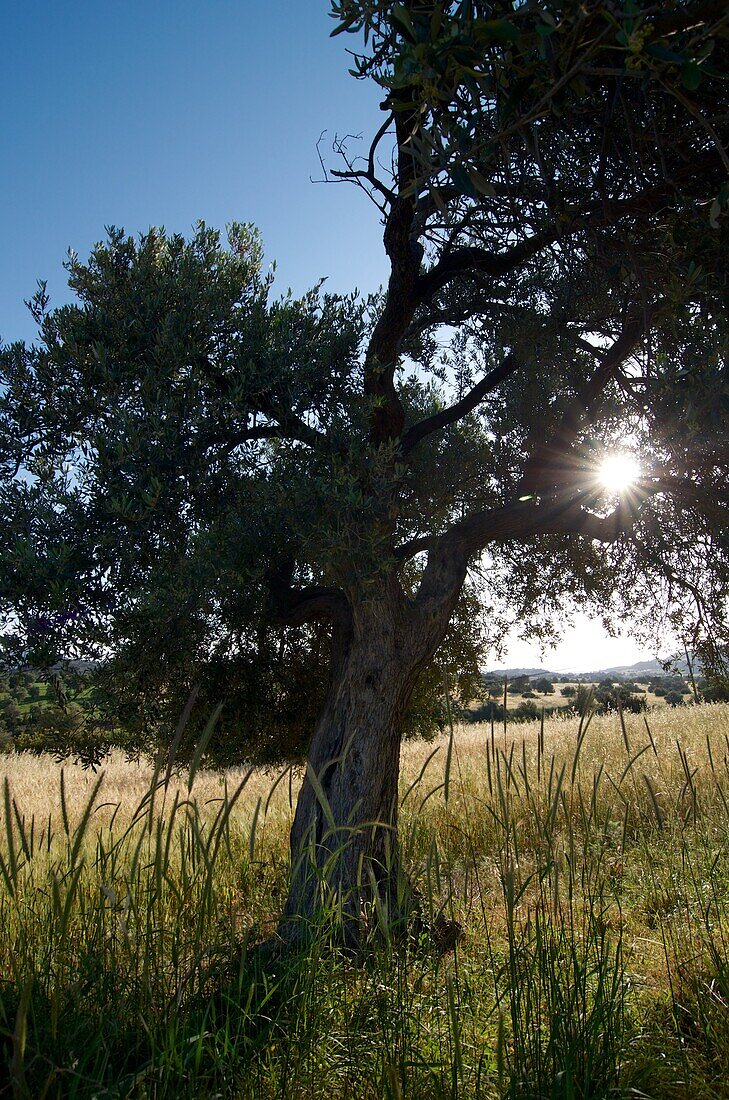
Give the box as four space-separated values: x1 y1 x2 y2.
487 656 692 680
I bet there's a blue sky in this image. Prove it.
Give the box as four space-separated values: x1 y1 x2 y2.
2 1 666 672
2 1 387 343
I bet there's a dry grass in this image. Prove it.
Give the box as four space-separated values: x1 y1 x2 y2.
0 750 292 834
6 700 724 832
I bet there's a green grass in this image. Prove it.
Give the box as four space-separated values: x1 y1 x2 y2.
1 704 729 1097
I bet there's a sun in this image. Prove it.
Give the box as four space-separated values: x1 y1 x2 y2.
599 452 641 493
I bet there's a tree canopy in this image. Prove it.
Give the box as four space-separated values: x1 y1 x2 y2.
0 224 487 762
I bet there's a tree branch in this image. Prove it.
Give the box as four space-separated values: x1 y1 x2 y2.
519 310 650 495
393 534 434 561
267 566 350 628
401 353 519 455
330 113 397 205
412 492 642 623
636 475 729 519
364 109 423 444
414 467 721 620
414 159 722 308
651 0 729 36
273 586 351 628
209 413 324 451
255 397 326 449
454 497 637 559
415 231 558 303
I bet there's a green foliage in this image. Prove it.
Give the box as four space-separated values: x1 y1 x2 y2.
513 698 539 721
571 681 649 716
332 0 729 209
696 639 729 702
0 224 490 764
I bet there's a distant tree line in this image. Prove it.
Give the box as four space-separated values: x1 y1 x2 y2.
466 665 729 725
2 659 728 755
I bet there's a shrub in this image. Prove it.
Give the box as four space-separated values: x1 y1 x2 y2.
467 701 506 723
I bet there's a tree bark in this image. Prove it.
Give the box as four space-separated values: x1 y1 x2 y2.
278 572 460 951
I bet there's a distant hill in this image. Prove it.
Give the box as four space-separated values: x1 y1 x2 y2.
484 667 554 679
584 656 690 678
602 659 667 674
51 659 100 673
485 656 691 680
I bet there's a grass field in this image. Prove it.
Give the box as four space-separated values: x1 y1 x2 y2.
1 703 729 1097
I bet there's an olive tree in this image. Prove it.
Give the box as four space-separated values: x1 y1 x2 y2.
2 0 728 947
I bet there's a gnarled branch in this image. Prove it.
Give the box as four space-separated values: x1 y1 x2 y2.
413 159 723 309
519 310 651 495
401 353 519 455
274 586 351 628
330 112 397 206
415 232 558 304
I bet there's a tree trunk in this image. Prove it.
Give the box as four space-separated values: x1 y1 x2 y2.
279 576 447 951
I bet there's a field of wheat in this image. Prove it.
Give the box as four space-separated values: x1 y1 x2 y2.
1 702 729 1098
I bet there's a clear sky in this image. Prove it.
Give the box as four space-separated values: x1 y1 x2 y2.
2 1 669 673
498 618 664 676
1 1 387 342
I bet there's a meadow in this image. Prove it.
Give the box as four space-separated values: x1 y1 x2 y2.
1 702 729 1098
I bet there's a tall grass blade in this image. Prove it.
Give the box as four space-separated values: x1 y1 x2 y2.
618 697 630 754
446 973 463 1097
249 796 262 864
10 979 33 1100
401 745 441 807
3 777 18 888
265 763 294 815
187 699 225 791
69 772 105 868
304 761 337 834
164 682 201 788
644 714 658 755
444 724 455 804
59 767 70 836
619 742 652 784
643 773 665 830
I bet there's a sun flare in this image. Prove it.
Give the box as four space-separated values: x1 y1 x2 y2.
599 452 641 493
